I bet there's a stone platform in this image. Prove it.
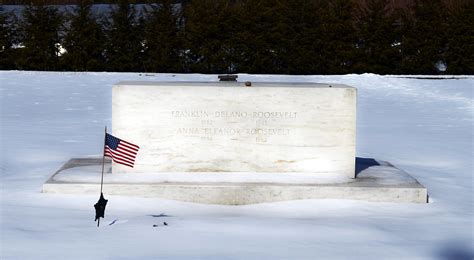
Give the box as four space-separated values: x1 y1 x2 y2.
42 157 427 204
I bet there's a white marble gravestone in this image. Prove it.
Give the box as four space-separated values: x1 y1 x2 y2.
112 81 357 179
43 81 428 204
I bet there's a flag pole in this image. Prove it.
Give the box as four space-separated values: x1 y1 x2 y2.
98 126 107 227
100 126 107 195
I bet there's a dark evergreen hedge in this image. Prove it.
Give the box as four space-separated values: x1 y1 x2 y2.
1 0 472 74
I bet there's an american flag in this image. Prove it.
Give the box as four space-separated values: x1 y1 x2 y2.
104 133 139 168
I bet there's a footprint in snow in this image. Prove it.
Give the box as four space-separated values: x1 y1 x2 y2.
108 219 129 226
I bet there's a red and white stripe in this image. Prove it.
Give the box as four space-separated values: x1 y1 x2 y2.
104 140 139 168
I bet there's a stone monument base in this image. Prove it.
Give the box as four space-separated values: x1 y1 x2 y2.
42 157 428 204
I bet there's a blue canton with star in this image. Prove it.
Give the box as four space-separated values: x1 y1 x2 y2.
105 133 120 150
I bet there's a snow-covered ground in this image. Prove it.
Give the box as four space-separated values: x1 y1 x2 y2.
0 71 472 259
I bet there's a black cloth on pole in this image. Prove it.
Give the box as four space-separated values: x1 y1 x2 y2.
94 193 108 222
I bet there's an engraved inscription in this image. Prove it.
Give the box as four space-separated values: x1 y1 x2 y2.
172 111 210 118
171 110 297 143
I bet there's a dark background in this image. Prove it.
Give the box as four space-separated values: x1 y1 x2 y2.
1 0 472 74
